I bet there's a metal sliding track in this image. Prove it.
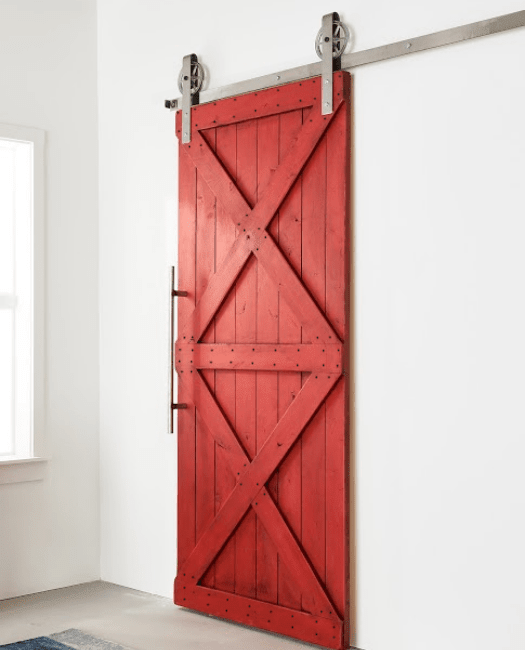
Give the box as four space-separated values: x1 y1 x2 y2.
166 10 525 110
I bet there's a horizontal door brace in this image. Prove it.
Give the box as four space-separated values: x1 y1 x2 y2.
174 343 344 374
165 10 525 111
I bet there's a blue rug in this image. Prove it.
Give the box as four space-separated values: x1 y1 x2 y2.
0 630 131 650
0 640 70 650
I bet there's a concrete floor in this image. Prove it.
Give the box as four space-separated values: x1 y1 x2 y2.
0 581 320 650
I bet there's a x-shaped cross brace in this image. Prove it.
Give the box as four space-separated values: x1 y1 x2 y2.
177 94 344 345
177 369 340 618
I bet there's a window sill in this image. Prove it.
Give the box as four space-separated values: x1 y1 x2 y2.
0 457 49 485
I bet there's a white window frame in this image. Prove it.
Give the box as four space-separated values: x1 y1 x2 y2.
0 123 46 484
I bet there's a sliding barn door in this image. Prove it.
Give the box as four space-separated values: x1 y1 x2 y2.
174 72 351 650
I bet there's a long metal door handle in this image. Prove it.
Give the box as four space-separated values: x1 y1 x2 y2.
169 267 175 433
170 266 189 433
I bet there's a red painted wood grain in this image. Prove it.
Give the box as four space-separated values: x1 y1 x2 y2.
175 72 351 649
176 149 196 568
213 123 238 593
196 127 217 588
276 107 304 612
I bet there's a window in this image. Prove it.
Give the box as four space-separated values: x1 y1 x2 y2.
0 124 45 479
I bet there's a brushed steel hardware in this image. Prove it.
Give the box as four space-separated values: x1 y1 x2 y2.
166 10 525 111
180 53 201 144
321 13 335 116
169 266 189 433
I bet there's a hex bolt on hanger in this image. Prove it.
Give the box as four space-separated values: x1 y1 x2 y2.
165 9 525 119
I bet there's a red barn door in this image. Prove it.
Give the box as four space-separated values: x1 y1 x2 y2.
174 72 351 650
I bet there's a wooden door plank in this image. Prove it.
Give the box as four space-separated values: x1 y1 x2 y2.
276 107 304 611
255 114 280 604
214 123 238 593
298 106 310 613
301 122 328 601
196 128 217 588
234 118 258 600
325 84 351 633
177 150 197 568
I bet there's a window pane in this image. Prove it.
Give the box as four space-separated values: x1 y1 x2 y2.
0 136 33 458
0 144 15 293
13 141 33 457
0 310 14 455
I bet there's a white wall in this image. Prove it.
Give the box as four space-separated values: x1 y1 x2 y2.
97 1 525 649
0 0 100 599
